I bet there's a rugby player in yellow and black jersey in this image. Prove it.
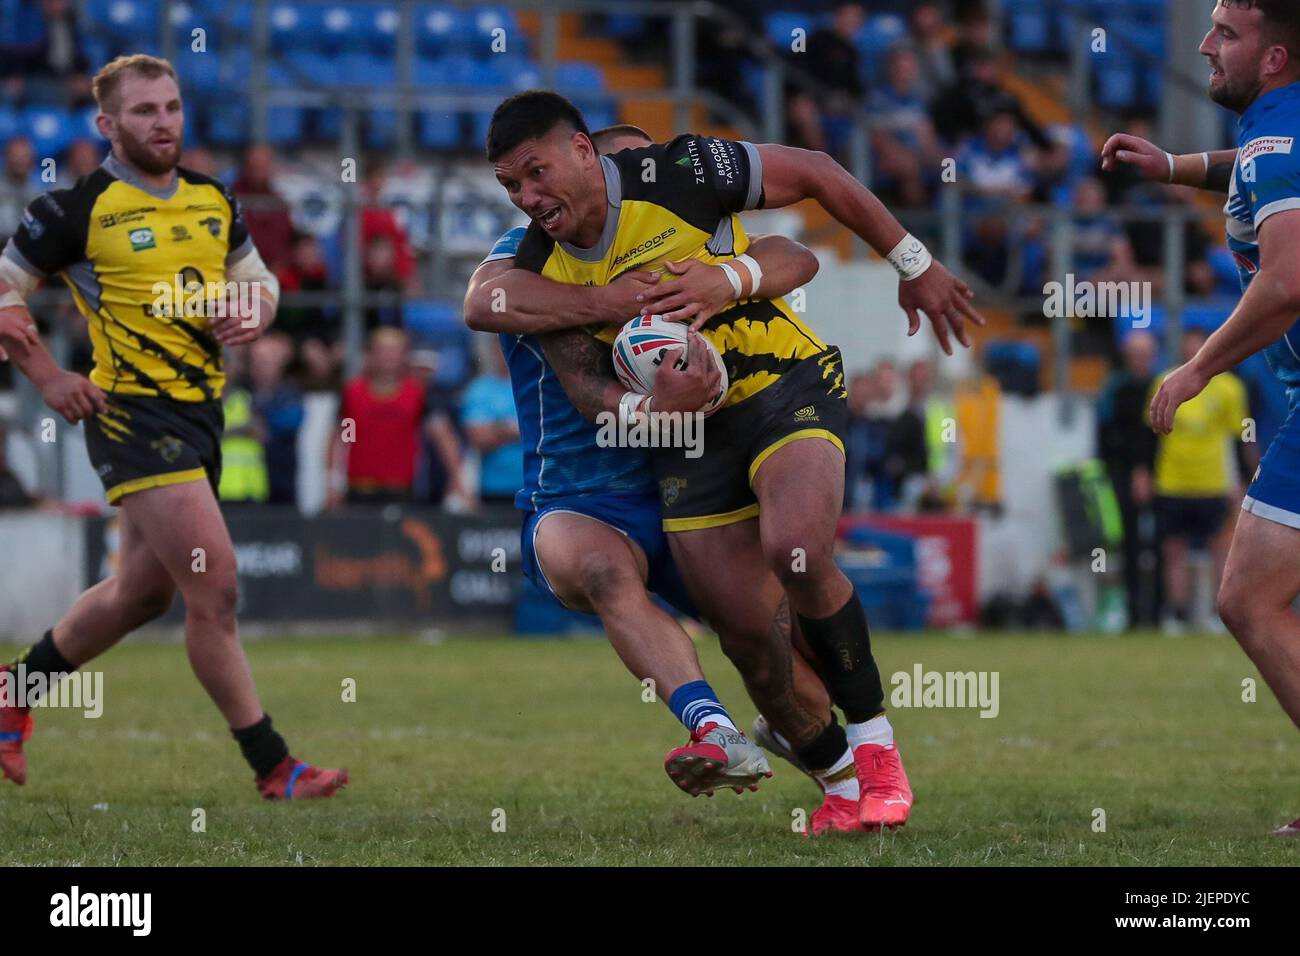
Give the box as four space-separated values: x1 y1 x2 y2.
0 55 346 798
482 91 984 831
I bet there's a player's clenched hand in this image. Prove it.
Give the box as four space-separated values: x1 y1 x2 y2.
897 260 985 355
40 370 107 425
652 330 721 413
1101 132 1171 182
598 270 659 323
0 307 39 362
211 293 270 346
637 259 733 330
1150 362 1210 435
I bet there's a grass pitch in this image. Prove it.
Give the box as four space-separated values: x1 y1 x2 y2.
0 630 1297 866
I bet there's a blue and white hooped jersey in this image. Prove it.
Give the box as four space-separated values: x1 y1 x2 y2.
480 227 657 511
1226 81 1300 403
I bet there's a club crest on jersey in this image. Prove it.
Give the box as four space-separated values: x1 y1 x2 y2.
660 476 687 506
129 227 156 251
199 216 222 238
151 435 183 464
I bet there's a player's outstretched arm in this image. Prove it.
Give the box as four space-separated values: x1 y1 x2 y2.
1101 132 1238 193
753 143 984 354
0 260 105 424
465 259 658 334
1151 209 1300 433
540 326 719 423
634 235 821 330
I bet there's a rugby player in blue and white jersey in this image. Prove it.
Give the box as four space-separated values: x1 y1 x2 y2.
1103 0 1300 835
465 126 837 807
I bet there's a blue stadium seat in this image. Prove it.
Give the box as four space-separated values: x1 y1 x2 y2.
765 12 817 51
601 14 644 41
166 1 216 50
1093 53 1141 110
554 62 605 93
0 0 45 46
172 46 224 97
74 106 101 141
204 61 306 148
267 2 316 51
404 301 463 342
22 107 76 158
416 5 463 57
1005 0 1054 55
364 3 401 54
0 105 19 143
87 0 162 41
468 6 522 58
412 57 466 149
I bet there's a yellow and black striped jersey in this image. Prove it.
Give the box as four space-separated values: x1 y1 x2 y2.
4 154 253 402
513 134 826 407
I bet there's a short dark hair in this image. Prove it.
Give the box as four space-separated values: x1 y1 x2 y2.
1221 0 1300 59
485 90 590 162
589 123 652 151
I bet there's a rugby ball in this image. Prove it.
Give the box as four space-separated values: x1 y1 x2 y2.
611 315 728 415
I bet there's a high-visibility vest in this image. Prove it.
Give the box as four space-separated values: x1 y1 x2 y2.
219 389 269 502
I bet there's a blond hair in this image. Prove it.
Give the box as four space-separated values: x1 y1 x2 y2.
92 55 178 113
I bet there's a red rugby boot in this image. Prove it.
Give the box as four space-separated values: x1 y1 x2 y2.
256 756 349 800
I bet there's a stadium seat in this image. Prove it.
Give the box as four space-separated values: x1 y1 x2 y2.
172 46 225 97
0 106 19 144
366 3 401 55
1005 0 1053 55
166 1 216 50
403 300 463 343
416 4 463 57
601 14 644 41
765 12 816 51
87 0 162 43
1093 54 1141 110
22 107 76 158
469 6 523 58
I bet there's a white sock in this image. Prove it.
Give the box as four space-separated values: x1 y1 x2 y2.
702 713 737 732
846 714 894 749
815 748 859 800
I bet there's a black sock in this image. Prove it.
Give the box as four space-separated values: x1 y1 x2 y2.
798 593 885 724
794 715 850 774
8 630 77 706
231 714 290 778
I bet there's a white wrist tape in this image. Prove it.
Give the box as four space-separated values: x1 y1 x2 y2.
1201 151 1210 176
717 262 743 300
887 234 934 281
733 254 763 296
618 390 647 427
0 254 40 309
1165 151 1176 183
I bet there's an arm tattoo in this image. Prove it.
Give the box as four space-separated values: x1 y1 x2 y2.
1206 161 1234 194
539 328 617 423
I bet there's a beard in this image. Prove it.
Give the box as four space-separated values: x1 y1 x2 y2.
118 126 181 176
1209 70 1263 114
